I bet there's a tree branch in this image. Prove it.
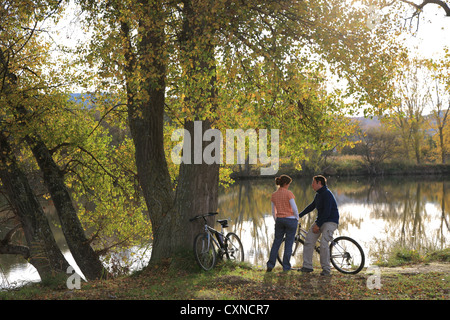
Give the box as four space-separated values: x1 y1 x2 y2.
0 243 30 258
400 0 450 16
0 225 30 259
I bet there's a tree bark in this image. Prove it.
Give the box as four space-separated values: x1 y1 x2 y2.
0 132 69 277
174 121 220 247
25 135 107 280
123 1 177 263
122 0 220 262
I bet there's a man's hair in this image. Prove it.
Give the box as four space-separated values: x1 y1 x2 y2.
313 175 327 186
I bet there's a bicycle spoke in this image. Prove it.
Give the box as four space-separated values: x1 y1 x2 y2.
333 248 356 270
330 236 365 274
194 233 216 271
225 232 244 262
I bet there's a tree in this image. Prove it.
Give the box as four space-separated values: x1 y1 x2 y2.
0 0 108 280
400 0 450 17
25 131 107 280
75 0 403 265
358 125 397 174
387 58 431 164
0 131 70 277
427 58 450 163
0 1 71 278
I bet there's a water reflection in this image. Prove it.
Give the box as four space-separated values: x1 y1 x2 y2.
217 176 450 267
0 200 85 289
1 176 449 288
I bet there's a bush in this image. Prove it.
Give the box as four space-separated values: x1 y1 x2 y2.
426 248 450 263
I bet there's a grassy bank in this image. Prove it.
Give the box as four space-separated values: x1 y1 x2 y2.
375 247 450 267
1 251 448 301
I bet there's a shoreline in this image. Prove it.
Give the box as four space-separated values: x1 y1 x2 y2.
229 162 450 180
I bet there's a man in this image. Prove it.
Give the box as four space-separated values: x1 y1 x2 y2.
299 175 339 276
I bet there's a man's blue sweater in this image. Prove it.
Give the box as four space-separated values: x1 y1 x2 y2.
299 185 339 227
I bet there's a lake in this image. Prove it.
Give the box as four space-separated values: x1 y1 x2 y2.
1 175 449 289
218 176 449 268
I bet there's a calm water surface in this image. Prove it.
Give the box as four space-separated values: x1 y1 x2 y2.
1 176 449 288
219 176 450 268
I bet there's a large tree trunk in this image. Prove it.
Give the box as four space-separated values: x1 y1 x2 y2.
123 0 220 263
123 1 176 263
162 1 220 253
25 135 107 280
0 132 69 277
174 121 220 248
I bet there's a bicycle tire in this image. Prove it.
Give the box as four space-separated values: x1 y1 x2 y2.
329 236 365 274
193 232 216 271
225 232 244 262
276 237 303 265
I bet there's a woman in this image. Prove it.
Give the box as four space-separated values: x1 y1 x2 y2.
267 175 299 272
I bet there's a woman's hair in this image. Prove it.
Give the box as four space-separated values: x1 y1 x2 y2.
275 175 292 187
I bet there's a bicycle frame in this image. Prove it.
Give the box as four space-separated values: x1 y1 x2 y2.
204 225 226 254
193 212 227 254
292 223 321 254
190 212 245 270
296 223 346 251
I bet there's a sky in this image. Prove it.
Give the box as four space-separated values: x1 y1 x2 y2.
401 4 450 59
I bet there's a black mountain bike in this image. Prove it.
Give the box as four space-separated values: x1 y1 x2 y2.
277 223 365 274
189 212 244 271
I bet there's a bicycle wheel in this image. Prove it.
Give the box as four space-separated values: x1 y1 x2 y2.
193 232 217 271
276 237 303 265
225 232 244 262
330 236 365 274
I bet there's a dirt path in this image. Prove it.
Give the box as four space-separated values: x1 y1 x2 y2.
379 262 450 275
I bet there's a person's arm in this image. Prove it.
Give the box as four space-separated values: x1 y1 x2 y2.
289 198 299 220
299 199 316 218
271 202 276 221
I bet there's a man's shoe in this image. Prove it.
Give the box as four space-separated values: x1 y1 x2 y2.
266 267 273 272
299 267 313 273
320 270 331 276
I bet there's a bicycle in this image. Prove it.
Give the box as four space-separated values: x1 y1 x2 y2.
277 223 365 274
189 212 244 271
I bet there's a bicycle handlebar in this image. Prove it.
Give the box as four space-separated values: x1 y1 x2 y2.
189 212 218 222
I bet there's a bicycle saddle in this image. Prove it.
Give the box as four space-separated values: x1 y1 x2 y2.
217 219 228 228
